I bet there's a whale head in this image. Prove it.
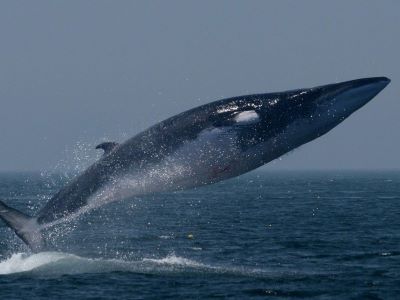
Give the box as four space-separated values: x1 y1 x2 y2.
209 77 390 168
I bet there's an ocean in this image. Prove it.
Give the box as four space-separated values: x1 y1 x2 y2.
0 170 399 299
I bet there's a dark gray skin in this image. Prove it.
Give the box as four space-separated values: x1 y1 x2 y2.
0 77 390 252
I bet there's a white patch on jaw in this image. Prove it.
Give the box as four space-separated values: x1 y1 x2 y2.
234 110 260 124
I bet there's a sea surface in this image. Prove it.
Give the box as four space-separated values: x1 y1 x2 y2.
0 170 399 299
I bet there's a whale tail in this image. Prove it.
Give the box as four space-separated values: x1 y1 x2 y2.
0 199 45 252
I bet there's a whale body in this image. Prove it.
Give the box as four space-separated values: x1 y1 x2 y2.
0 77 390 252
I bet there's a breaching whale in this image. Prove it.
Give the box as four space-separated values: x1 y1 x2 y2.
0 77 390 252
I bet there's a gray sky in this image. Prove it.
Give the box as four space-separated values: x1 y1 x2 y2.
0 0 398 172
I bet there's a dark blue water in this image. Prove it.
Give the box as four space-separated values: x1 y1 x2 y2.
1 171 399 299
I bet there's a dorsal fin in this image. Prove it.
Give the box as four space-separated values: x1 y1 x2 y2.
95 142 119 155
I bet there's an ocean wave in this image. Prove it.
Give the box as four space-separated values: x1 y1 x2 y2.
0 251 280 278
0 252 221 277
0 251 340 280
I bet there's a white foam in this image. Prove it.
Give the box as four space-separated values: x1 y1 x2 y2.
143 254 204 268
159 235 174 239
0 252 207 276
0 252 76 275
0 252 274 278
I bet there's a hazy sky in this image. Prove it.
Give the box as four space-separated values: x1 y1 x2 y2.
0 0 398 171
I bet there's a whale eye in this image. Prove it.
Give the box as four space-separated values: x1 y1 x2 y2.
234 110 260 124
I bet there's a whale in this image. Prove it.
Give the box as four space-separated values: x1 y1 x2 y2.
0 77 390 252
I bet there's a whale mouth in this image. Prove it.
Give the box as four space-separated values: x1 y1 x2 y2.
304 77 391 131
272 77 391 148
321 77 390 114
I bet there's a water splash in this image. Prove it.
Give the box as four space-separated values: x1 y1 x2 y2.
40 139 101 185
0 252 277 278
142 254 204 267
0 252 71 275
0 252 209 276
